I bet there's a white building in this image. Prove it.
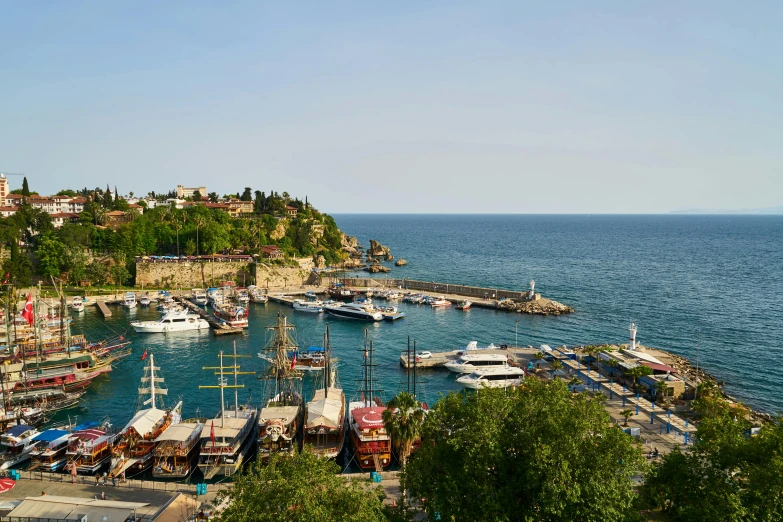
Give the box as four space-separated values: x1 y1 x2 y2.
176 185 207 199
0 174 7 207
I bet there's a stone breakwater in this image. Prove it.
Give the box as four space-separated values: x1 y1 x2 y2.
497 297 574 316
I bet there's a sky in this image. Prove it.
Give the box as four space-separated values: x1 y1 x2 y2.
1 2 781 213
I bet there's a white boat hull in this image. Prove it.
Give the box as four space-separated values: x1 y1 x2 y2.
457 377 524 389
131 320 210 333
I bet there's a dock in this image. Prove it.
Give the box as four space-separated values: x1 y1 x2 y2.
400 347 539 369
96 300 112 317
174 297 244 335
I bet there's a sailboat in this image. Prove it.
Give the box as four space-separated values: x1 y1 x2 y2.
108 353 182 478
348 334 391 471
303 325 345 460
153 420 204 479
197 342 257 479
257 313 304 462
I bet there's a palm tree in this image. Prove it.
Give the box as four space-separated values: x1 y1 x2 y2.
654 379 669 401
550 359 563 371
620 409 634 427
382 392 425 468
193 215 206 256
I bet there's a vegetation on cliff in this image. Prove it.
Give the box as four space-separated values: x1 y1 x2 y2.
0 184 347 287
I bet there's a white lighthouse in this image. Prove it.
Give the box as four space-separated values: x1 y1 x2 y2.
629 322 638 351
529 279 536 299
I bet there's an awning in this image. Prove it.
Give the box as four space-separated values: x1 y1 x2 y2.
4 425 33 437
642 362 677 373
306 388 344 429
122 408 167 437
155 422 203 442
32 430 70 443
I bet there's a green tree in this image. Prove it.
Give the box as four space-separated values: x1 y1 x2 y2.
240 187 253 201
35 233 65 278
624 365 653 390
214 450 387 522
2 240 32 286
21 176 30 196
85 261 109 286
404 381 645 521
620 409 634 426
382 392 425 468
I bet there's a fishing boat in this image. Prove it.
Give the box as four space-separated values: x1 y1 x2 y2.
213 303 248 328
429 297 451 308
323 301 383 322
292 299 323 313
71 297 85 313
139 296 151 307
197 344 258 479
348 336 391 471
327 284 356 302
0 424 41 470
130 310 210 333
28 429 71 472
249 288 268 304
190 289 208 306
123 292 137 309
66 423 116 474
257 314 304 462
303 326 345 459
455 300 472 310
153 421 204 479
109 354 182 478
456 366 526 389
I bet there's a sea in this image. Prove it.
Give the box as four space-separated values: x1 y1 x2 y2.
64 215 783 436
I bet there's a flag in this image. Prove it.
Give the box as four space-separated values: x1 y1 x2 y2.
210 420 215 449
21 294 33 326
141 349 148 361
119 335 124 341
290 353 297 371
1 273 9 284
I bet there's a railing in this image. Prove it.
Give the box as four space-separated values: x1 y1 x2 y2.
12 469 233 493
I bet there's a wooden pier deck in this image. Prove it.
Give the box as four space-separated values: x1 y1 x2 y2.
96 300 112 317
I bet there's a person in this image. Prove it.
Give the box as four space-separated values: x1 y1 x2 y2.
101 490 106 500
95 474 100 486
112 475 116 487
41 491 46 496
120 471 126 483
103 473 108 486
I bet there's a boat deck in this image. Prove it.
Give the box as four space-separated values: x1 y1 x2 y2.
399 347 539 369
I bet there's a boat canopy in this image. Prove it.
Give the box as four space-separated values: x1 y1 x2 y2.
259 405 301 425
307 346 324 353
351 406 386 430
202 417 247 439
122 408 167 437
71 421 100 432
155 422 203 442
32 430 70 443
71 428 106 441
306 388 344 429
5 425 33 437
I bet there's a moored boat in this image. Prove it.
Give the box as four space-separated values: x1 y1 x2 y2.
323 301 383 321
455 300 472 310
28 429 71 472
0 425 40 470
444 353 511 374
123 292 137 309
153 421 204 478
303 327 345 460
131 310 210 333
71 297 85 313
66 424 116 475
293 299 323 313
213 304 248 328
191 289 208 306
456 366 526 389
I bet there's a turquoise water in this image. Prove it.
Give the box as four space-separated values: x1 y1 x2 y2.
63 214 783 431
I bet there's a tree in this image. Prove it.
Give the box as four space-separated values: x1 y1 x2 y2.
85 261 109 286
21 176 30 196
624 365 653 390
620 409 634 427
654 379 669 400
382 392 425 468
214 450 387 522
550 358 564 372
208 192 219 203
110 263 130 289
240 187 253 201
404 381 645 521
35 233 65 278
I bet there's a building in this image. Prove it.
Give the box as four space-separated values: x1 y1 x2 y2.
260 245 284 259
227 198 253 217
4 495 150 521
0 206 16 218
164 198 186 209
104 210 135 229
0 174 7 207
286 205 298 217
638 374 686 399
50 212 81 228
1 193 85 214
176 184 207 199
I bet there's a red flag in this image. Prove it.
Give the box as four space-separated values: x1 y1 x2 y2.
210 420 215 449
141 349 148 361
1 273 9 284
21 294 33 326
290 353 297 371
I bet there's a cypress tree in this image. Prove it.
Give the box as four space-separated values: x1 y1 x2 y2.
21 177 29 197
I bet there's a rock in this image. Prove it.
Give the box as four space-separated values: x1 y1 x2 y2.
342 258 364 269
395 259 407 266
313 255 326 269
365 264 391 273
385 254 394 261
341 233 360 257
270 219 288 241
367 239 391 258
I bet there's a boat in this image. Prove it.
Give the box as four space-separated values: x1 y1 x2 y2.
191 289 208 306
257 314 304 462
304 291 318 300
455 300 472 310
139 296 151 307
327 284 356 302
213 304 248 328
65 423 116 475
444 353 511 374
380 306 405 321
249 288 268 304
197 344 258 479
303 326 345 460
293 299 323 313
235 288 250 304
429 297 451 308
323 301 383 322
456 366 526 389
71 297 85 313
0 424 41 470
130 310 210 333
109 353 182 478
28 429 71 472
123 292 137 309
153 421 204 478
348 336 391 471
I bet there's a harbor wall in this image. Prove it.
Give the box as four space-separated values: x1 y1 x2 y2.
337 277 537 301
135 260 313 289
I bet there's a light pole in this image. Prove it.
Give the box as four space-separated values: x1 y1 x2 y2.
515 320 519 348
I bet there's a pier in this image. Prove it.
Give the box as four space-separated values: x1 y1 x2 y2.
175 296 245 335
96 300 112 317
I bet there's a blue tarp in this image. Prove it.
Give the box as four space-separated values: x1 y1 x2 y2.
71 421 100 432
33 430 70 443
5 425 32 437
307 346 324 353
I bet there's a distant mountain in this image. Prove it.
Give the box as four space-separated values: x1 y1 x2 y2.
669 205 783 215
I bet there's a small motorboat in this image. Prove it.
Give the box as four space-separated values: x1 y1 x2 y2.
139 296 151 306
71 296 85 313
429 297 451 308
455 300 472 310
293 300 324 313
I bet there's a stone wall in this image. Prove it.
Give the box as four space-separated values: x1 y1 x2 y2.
135 260 313 289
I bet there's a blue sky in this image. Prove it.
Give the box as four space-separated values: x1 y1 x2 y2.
1 2 781 213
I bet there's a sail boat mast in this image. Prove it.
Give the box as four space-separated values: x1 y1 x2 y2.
150 353 156 409
233 341 239 416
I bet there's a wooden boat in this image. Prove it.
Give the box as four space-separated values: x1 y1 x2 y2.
28 429 71 472
213 304 248 328
327 284 356 302
153 421 204 478
455 300 472 310
303 327 345 460
65 424 116 475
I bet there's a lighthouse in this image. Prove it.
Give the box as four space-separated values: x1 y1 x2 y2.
529 280 536 300
629 323 638 351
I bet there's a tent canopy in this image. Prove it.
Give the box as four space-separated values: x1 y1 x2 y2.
122 408 166 436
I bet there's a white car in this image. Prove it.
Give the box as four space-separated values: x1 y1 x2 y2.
416 351 432 359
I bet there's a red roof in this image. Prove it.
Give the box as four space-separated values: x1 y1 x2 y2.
73 428 105 441
641 362 677 373
351 407 387 430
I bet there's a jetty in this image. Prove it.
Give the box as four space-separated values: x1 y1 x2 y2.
175 296 244 335
96 300 112 317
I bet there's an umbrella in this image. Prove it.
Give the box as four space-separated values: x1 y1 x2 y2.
0 478 16 493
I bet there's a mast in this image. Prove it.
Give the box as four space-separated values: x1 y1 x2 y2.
413 340 417 399
323 331 329 398
34 294 40 366
406 336 411 393
200 348 253 429
149 353 156 409
233 341 239 416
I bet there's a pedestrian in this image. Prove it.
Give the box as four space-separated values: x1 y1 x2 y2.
112 475 116 487
121 471 126 483
103 473 108 486
95 474 100 486
100 490 106 500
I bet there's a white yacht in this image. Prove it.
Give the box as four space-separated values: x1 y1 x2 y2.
130 310 210 333
71 296 85 313
123 292 137 309
456 367 526 389
293 299 324 313
444 353 510 374
191 289 208 306
0 425 41 470
323 301 383 321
